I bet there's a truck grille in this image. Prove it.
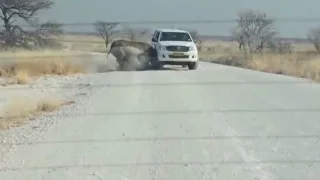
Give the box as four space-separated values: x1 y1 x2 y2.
166 46 189 52
168 55 189 58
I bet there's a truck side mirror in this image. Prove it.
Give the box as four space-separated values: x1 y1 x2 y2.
152 37 157 42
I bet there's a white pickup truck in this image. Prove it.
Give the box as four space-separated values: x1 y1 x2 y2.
150 29 199 70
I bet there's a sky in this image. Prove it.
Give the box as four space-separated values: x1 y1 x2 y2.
40 0 320 38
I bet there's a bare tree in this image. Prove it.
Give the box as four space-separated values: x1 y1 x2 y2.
123 26 150 43
188 30 198 42
29 21 63 48
307 27 320 52
174 28 202 50
93 21 119 50
233 9 278 53
267 38 292 54
188 30 203 50
231 28 246 51
175 28 199 42
0 0 62 49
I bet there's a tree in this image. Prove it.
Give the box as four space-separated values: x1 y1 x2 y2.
188 30 203 50
307 27 320 52
175 27 199 43
188 30 199 43
123 26 150 42
0 0 61 49
27 21 63 48
93 21 119 50
267 38 292 54
232 9 278 53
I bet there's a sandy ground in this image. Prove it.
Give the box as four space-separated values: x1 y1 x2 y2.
0 51 106 162
0 52 319 180
0 73 92 160
0 51 130 162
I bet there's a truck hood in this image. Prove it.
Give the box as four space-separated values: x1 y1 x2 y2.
159 41 195 47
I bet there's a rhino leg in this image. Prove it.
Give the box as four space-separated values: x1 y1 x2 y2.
110 47 126 70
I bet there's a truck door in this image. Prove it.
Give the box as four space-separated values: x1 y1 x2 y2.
151 30 160 49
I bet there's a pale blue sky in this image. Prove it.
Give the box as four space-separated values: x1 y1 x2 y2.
41 0 320 38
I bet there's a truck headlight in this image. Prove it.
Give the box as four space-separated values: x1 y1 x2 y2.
160 45 166 51
189 46 196 51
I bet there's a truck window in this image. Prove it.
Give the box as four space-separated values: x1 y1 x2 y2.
155 31 160 41
159 32 192 42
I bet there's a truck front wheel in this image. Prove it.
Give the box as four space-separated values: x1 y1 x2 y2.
154 61 164 70
188 61 198 70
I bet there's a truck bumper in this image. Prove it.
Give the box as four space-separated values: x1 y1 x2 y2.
157 51 198 64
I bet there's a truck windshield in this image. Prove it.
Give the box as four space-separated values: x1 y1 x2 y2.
159 32 192 42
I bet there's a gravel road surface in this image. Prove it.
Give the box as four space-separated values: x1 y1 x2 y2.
0 54 320 180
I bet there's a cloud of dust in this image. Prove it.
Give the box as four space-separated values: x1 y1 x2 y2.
108 46 151 71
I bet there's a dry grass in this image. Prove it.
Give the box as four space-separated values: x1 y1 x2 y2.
60 34 320 81
197 40 320 81
58 34 150 53
0 95 74 130
58 34 108 53
246 53 320 80
0 50 92 84
200 49 320 81
13 70 30 84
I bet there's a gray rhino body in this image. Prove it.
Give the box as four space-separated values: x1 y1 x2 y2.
108 40 157 70
108 45 150 71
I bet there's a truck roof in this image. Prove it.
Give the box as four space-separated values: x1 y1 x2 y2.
155 29 189 33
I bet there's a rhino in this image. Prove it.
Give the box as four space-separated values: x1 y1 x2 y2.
107 39 157 70
108 46 144 70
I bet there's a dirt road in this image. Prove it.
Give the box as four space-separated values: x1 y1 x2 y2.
0 54 320 180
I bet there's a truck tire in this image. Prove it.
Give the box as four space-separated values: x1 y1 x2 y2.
153 61 164 70
188 61 198 70
149 48 163 70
